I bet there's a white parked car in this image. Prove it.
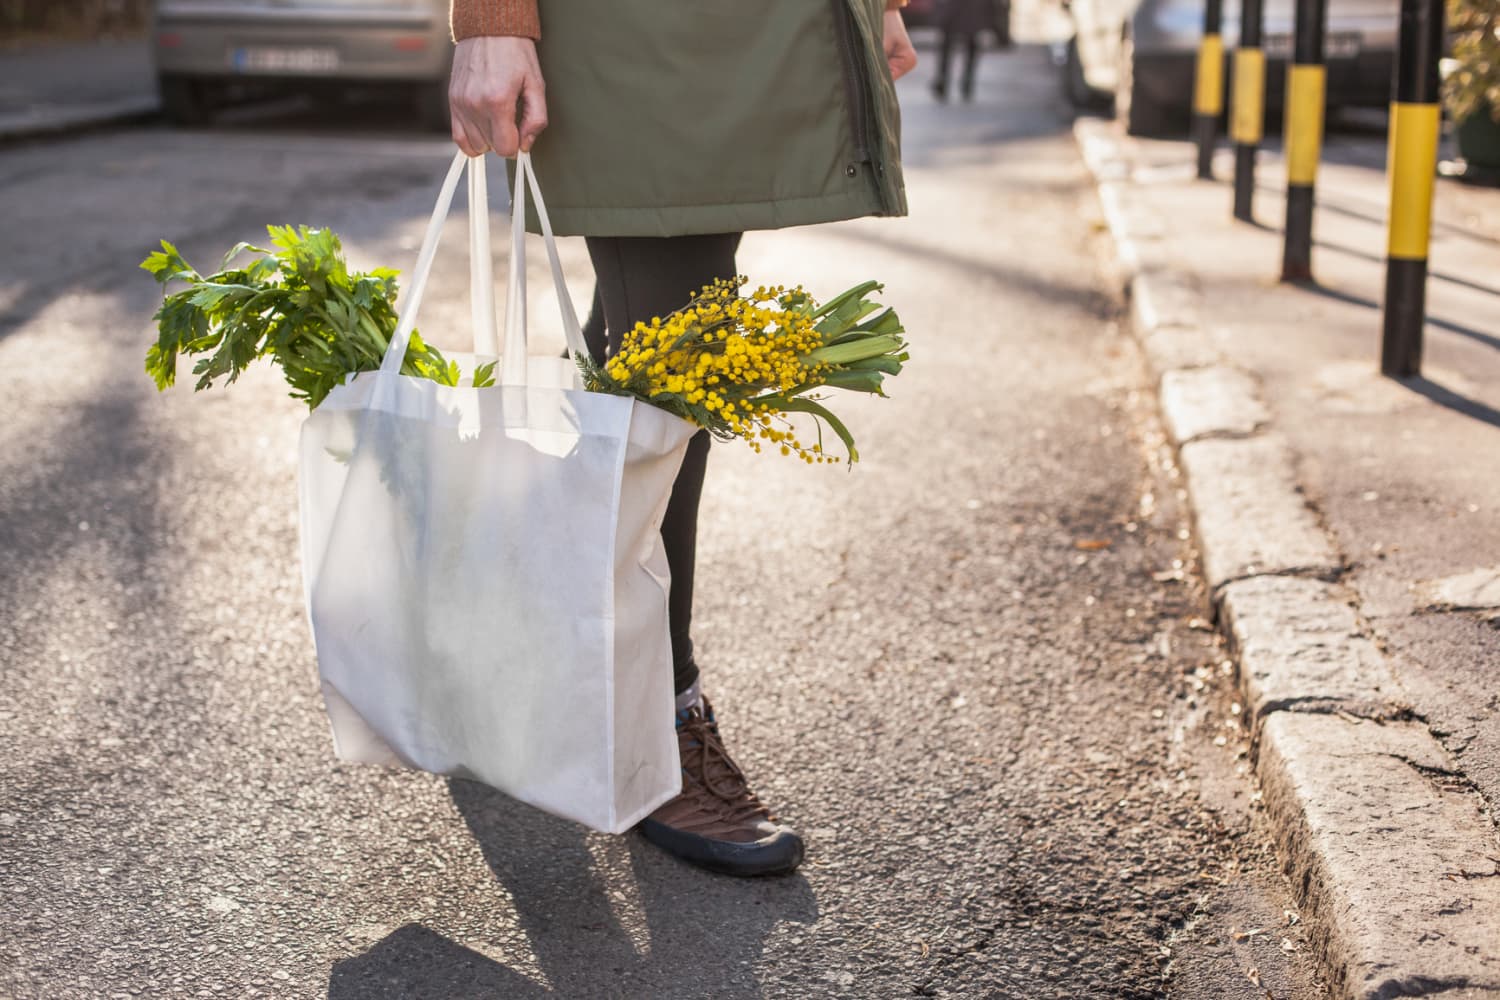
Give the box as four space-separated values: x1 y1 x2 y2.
151 0 453 127
1062 0 1400 135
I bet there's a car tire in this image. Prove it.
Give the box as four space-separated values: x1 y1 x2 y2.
416 80 451 134
1064 37 1110 110
158 74 210 128
1116 33 1182 137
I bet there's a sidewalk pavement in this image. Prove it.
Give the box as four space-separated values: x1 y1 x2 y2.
0 38 158 140
1076 118 1500 998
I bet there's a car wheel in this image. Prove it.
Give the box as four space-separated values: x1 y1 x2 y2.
415 80 451 134
158 74 210 128
1116 33 1181 136
1064 37 1110 110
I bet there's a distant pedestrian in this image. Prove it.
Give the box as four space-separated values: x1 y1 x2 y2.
931 0 1001 102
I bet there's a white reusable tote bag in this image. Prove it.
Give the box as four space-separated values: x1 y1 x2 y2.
297 151 697 834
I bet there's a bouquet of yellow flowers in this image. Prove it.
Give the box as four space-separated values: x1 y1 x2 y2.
144 228 908 463
580 277 908 464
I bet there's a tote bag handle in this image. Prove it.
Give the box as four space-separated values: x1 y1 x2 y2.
379 151 590 384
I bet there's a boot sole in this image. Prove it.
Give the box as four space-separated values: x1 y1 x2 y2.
638 819 805 878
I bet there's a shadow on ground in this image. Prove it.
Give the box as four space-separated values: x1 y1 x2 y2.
328 779 818 999
1397 375 1500 429
1299 280 1500 356
329 924 548 999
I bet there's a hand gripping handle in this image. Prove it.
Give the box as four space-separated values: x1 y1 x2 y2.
379 150 589 386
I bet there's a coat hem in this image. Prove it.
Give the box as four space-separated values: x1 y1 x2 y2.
525 187 906 239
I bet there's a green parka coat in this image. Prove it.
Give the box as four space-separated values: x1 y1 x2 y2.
523 0 907 237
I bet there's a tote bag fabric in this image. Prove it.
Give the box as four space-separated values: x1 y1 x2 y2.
298 152 697 834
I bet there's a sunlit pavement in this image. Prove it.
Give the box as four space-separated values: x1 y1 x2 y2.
0 14 1326 999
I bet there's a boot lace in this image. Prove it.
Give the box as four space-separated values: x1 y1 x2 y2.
679 710 774 825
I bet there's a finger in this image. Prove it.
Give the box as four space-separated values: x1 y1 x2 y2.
448 74 491 155
481 88 522 158
517 79 549 153
448 77 475 154
453 113 488 157
889 43 917 80
450 89 488 155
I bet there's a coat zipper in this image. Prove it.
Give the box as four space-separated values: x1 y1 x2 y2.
831 0 874 164
832 1 899 214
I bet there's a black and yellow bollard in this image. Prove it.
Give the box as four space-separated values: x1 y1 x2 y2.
1231 0 1266 221
1192 0 1226 180
1281 0 1328 282
1381 0 1444 377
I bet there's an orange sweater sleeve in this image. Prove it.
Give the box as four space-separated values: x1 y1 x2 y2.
450 0 541 42
451 1 901 43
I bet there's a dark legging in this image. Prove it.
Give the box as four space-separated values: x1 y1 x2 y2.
583 233 744 696
935 31 980 100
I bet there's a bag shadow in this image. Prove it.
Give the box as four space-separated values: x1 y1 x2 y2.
327 923 552 999
329 776 819 998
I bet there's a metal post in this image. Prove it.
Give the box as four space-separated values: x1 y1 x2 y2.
1281 0 1328 281
1192 0 1225 179
1381 0 1444 377
1231 0 1265 221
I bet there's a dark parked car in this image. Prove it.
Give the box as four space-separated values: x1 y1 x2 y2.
1062 0 1399 135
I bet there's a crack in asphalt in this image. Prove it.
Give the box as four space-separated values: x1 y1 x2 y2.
1250 698 1415 729
1208 565 1351 600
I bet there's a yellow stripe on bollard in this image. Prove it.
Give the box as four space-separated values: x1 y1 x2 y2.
1386 101 1441 260
1231 48 1265 145
1285 65 1326 186
1195 34 1225 116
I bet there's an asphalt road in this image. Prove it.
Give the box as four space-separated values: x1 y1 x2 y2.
1 34 1325 1000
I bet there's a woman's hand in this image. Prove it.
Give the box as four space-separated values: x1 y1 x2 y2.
449 37 548 157
883 10 918 80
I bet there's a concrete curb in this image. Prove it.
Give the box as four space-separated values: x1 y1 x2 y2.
1158 367 1268 443
0 95 159 143
1259 713 1500 998
1074 117 1500 1000
1180 434 1342 590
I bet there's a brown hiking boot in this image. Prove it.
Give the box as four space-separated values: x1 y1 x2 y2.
638 697 804 877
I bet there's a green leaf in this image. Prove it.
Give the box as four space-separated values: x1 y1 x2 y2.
820 368 887 394
186 283 249 310
807 334 906 366
776 396 859 463
140 240 198 285
809 280 882 321
845 352 906 374
856 308 905 336
144 342 175 390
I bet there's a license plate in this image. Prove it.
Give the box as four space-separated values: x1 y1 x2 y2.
1263 32 1360 59
230 46 340 74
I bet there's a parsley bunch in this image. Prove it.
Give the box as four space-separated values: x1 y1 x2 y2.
142 225 494 409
